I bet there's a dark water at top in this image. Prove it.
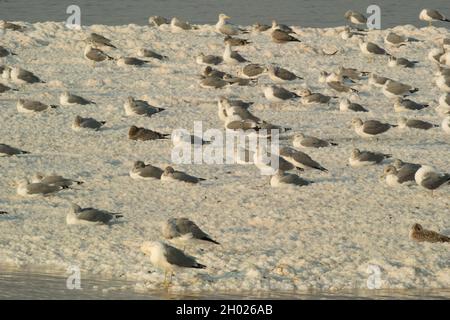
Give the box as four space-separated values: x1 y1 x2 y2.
1 0 450 28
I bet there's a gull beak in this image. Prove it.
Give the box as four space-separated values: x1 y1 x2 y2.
225 15 231 19
380 173 386 179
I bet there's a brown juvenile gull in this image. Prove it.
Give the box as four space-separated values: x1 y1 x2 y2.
160 166 205 184
162 217 220 245
129 161 163 180
339 98 368 112
224 36 251 46
67 203 123 225
419 9 450 26
415 165 450 192
0 83 18 93
128 126 170 141
16 179 65 197
410 224 450 243
60 91 96 106
9 67 45 85
0 20 25 31
344 11 367 26
117 57 150 67
215 13 247 36
137 48 167 60
0 143 29 156
85 32 116 49
382 80 418 98
351 118 397 138
271 29 301 44
268 65 303 83
338 66 369 80
270 170 312 188
31 173 83 188
279 146 328 172
397 117 438 130
293 133 337 149
196 53 223 66
218 97 260 123
149 16 169 26
141 241 206 286
381 165 416 187
202 66 230 79
17 99 57 113
84 45 113 64
241 64 267 79
72 116 105 131
299 89 335 105
393 98 428 112
349 148 392 167
388 56 419 68
0 45 16 57
124 96 164 117
223 43 249 65
200 76 230 89
263 85 300 102
327 80 358 93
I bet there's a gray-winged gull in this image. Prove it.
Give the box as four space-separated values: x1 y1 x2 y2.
170 17 192 32
162 217 219 245
344 11 367 26
419 9 450 26
0 83 17 93
149 16 169 27
196 53 223 66
382 80 418 98
223 43 249 65
67 203 123 225
349 148 391 167
351 118 397 138
124 96 164 117
271 20 294 34
271 29 301 44
16 179 65 196
263 85 299 102
161 166 205 184
300 89 335 105
241 63 267 79
393 97 428 112
137 48 167 60
339 98 368 112
60 91 96 106
84 45 113 64
31 173 83 188
270 170 311 187
381 165 416 187
72 116 105 131
388 56 418 68
85 33 116 49
279 146 328 172
415 165 450 192
215 13 247 36
9 67 45 84
0 143 29 156
293 133 338 149
117 57 150 67
17 99 57 113
200 76 230 89
397 117 438 130
268 65 303 83
0 45 16 57
358 40 390 57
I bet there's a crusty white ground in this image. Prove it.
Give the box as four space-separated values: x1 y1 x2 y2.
0 21 449 294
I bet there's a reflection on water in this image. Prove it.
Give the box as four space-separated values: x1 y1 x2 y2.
0 266 449 299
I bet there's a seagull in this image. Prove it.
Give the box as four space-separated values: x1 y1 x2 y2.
218 97 260 123
279 146 328 172
170 17 192 32
9 67 45 84
85 33 116 49
60 91 96 106
202 66 230 79
270 170 312 187
397 117 438 130
253 148 297 173
442 116 450 134
67 203 123 225
271 29 301 44
326 80 358 94
381 165 416 187
200 76 230 89
393 98 429 112
415 165 450 192
84 45 113 64
340 26 365 40
293 133 338 149
388 56 419 68
162 218 219 246
267 65 303 83
384 32 409 47
141 241 206 286
351 118 397 138
129 161 163 180
240 64 267 79
123 96 164 117
393 159 421 182
349 148 392 167
161 166 205 184
382 80 418 98
72 116 105 131
263 85 299 102
419 9 450 26
359 39 390 58
196 53 223 66
0 20 25 31
16 179 65 197
368 73 392 88
0 83 17 93
224 36 251 46
0 143 29 156
148 16 169 27
339 98 368 112
17 99 57 113
215 13 246 36
338 66 369 81
410 223 450 243
344 10 367 26
136 48 167 60
128 126 170 141
117 57 150 67
271 20 294 34
31 173 83 188
299 89 335 105
223 43 249 65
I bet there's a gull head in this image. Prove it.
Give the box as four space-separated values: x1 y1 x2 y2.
293 132 305 140
133 161 146 169
398 117 408 127
299 88 312 96
351 117 363 128
71 203 82 213
219 13 230 21
344 10 353 19
381 165 398 178
141 241 162 257
74 115 83 126
164 166 175 175
31 173 44 183
351 148 361 158
61 91 70 99
128 125 139 137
